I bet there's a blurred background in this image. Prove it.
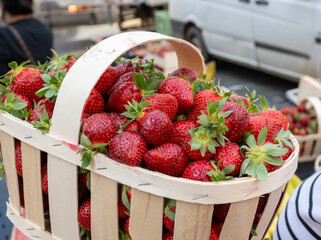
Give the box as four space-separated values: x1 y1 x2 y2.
1 0 320 239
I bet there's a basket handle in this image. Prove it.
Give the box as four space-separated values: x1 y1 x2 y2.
49 31 205 144
303 97 321 134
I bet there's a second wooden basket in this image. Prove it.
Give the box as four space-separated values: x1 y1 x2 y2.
0 31 299 240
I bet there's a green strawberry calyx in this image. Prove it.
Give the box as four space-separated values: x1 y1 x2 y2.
196 97 232 146
0 92 27 119
164 199 176 222
30 108 51 134
80 227 91 240
47 49 74 71
274 129 293 150
78 134 108 168
230 88 261 113
240 127 288 182
122 99 151 121
36 68 66 102
188 126 220 156
207 160 235 182
121 185 131 216
119 229 131 240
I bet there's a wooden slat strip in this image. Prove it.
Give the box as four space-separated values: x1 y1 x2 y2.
0 131 20 212
91 172 118 240
48 154 79 240
21 142 45 230
129 188 164 240
173 201 213 240
251 185 284 240
220 197 259 240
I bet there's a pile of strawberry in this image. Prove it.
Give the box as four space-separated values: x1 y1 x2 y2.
280 103 318 136
0 51 294 240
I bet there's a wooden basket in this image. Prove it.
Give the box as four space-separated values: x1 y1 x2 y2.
295 97 321 162
0 31 299 240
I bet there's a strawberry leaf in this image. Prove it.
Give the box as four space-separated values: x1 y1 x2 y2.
257 126 268 146
0 160 5 180
256 162 268 182
121 185 131 215
86 172 91 190
164 205 175 222
80 134 93 149
240 158 250 177
81 150 92 168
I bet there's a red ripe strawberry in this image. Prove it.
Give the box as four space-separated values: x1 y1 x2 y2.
124 121 138 131
267 117 283 142
118 199 129 218
9 67 43 103
264 142 284 172
158 77 194 114
171 67 198 82
187 90 222 123
213 203 230 222
38 98 55 113
78 199 91 230
79 173 88 187
247 115 268 140
170 120 213 161
109 131 148 166
163 230 174 240
137 109 173 146
144 143 189 177
164 206 175 232
84 88 105 115
106 112 130 130
221 102 249 142
125 216 130 236
41 164 48 194
182 160 214 182
29 107 53 122
261 109 288 130
280 107 291 116
212 143 243 176
279 145 292 160
116 59 144 77
82 113 117 145
107 71 141 96
106 82 142 113
18 176 24 207
2 93 32 111
143 94 178 120
15 141 22 176
210 221 222 240
299 114 310 126
94 66 118 96
228 95 250 106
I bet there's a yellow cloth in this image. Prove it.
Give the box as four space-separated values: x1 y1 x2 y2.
265 174 302 239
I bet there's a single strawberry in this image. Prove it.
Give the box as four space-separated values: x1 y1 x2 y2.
266 117 284 142
280 107 291 116
170 121 214 161
4 62 43 103
171 67 198 82
82 113 117 145
220 101 249 142
115 57 144 77
163 199 176 232
122 100 173 146
60 56 76 72
299 114 310 126
0 92 30 119
124 121 138 132
210 221 222 240
1 93 32 111
41 164 48 194
144 143 189 177
15 141 22 176
247 115 268 140
212 143 243 176
79 172 89 188
83 88 105 115
107 71 140 96
240 127 288 181
143 94 178 120
118 199 129 218
94 66 118 96
260 97 288 130
106 112 130 131
38 98 55 113
48 50 76 73
107 82 142 113
109 131 148 166
158 76 194 114
213 203 230 222
182 160 214 182
187 90 222 123
78 199 91 230
28 107 52 134
125 216 130 236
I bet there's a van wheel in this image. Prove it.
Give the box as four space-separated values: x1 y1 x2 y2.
185 26 210 62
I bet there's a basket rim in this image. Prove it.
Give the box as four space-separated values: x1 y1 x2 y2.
0 111 299 204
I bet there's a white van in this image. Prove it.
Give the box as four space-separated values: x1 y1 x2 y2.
169 0 321 82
